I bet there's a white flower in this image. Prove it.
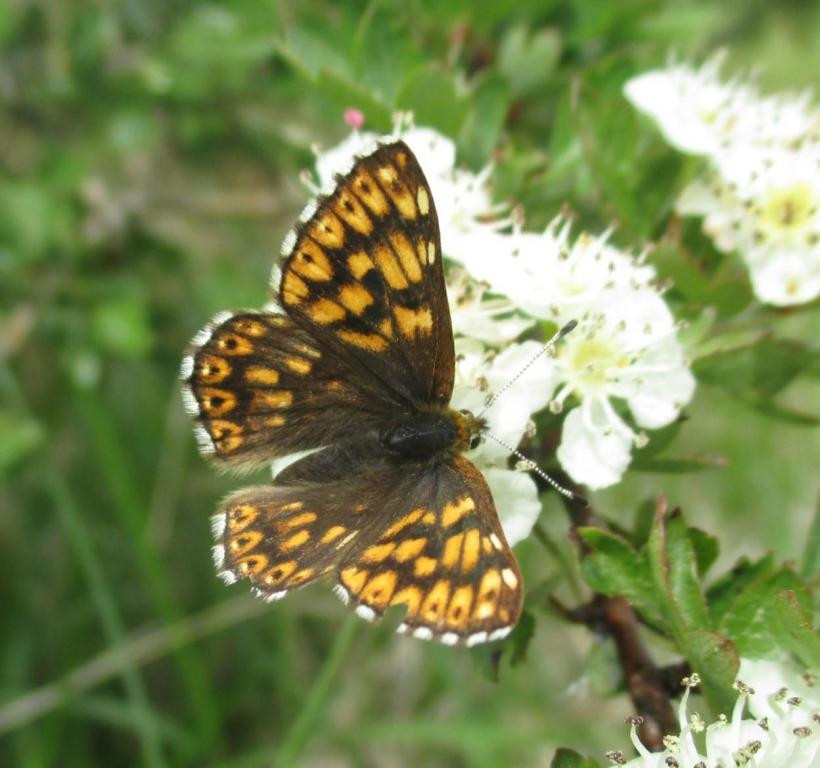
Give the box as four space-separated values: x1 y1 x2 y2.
677 141 820 306
739 658 820 729
311 126 695 492
451 337 556 545
623 53 759 156
624 53 820 156
610 672 820 768
551 292 695 489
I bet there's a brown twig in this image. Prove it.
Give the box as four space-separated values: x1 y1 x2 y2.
536 470 679 750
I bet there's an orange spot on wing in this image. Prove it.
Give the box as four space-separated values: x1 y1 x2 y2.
361 542 397 564
350 169 389 216
393 538 426 562
333 192 374 236
321 525 347 544
347 250 375 279
284 512 317 528
421 579 451 623
391 586 423 618
447 585 474 627
375 164 416 219
442 533 465 569
340 566 369 595
374 244 409 290
264 560 297 585
215 333 254 356
337 283 374 315
309 212 345 249
197 354 231 384
285 356 313 374
229 530 263 557
414 556 437 578
389 231 422 283
461 529 481 573
380 508 424 540
282 272 310 305
394 305 433 339
200 388 237 417
244 366 280 385
361 570 398 608
441 495 476 528
290 241 334 282
228 504 258 533
281 529 310 552
237 554 268 576
251 390 293 410
307 298 346 325
336 330 388 352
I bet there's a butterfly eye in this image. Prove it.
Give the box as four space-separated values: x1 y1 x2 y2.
469 433 482 450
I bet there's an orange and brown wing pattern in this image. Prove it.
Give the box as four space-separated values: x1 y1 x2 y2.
277 140 455 407
336 457 522 646
180 310 401 467
211 453 521 646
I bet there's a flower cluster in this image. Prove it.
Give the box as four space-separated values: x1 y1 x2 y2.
308 116 694 542
625 53 820 306
608 663 819 768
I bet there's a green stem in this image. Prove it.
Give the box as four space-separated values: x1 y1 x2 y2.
49 471 166 768
275 615 359 767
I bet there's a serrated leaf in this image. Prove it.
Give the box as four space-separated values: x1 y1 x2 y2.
497 25 561 97
458 74 509 170
685 630 739 713
509 610 535 667
551 748 601 768
772 591 820 669
647 510 711 632
706 555 775 624
718 566 808 657
802 501 820 580
690 327 768 362
578 528 666 630
629 456 726 474
395 65 469 138
688 528 719 579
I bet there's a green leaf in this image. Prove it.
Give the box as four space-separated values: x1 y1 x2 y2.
509 610 536 667
497 25 561 97
706 555 775 624
92 295 153 359
578 528 666 630
647 511 711 632
458 74 509 170
0 411 44 475
802 501 820 580
718 565 808 657
551 748 601 768
396 65 470 139
685 630 739 714
688 528 719 579
629 456 727 474
772 591 820 670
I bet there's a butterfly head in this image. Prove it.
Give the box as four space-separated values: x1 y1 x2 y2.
454 409 487 452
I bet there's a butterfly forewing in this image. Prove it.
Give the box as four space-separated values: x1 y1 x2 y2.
214 454 522 644
279 141 455 406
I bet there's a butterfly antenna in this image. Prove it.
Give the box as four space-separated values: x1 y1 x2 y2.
484 432 588 507
477 319 578 419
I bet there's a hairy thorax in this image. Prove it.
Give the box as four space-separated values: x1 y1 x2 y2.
380 407 485 461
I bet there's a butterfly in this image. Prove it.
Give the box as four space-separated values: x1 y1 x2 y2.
180 140 522 646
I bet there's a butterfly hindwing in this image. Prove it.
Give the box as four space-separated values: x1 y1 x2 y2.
278 141 455 407
213 451 522 645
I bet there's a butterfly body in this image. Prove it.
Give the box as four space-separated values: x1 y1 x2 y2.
182 140 523 645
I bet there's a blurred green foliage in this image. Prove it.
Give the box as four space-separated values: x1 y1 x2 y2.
1 1 819 766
